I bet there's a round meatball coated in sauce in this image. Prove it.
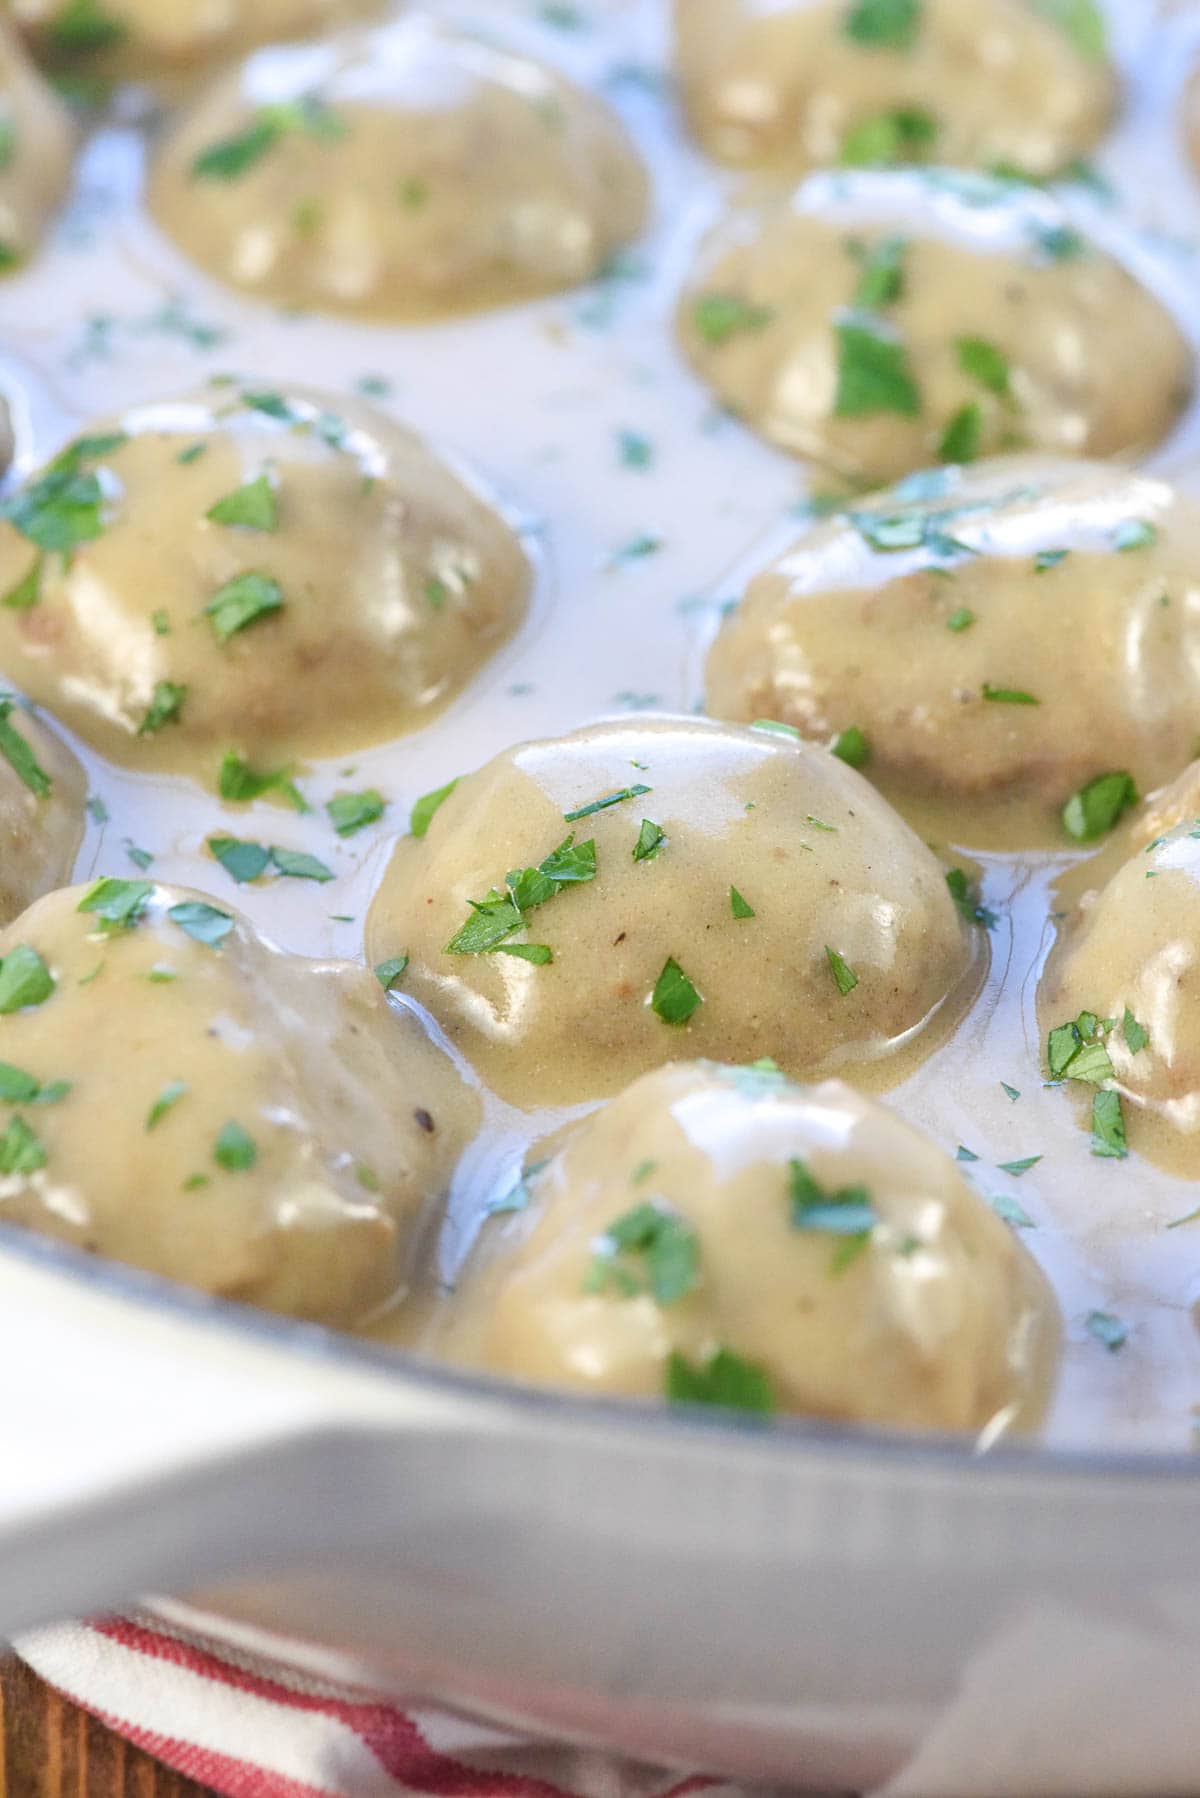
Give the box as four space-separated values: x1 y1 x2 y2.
677 170 1191 486
707 458 1200 848
443 1062 1057 1435
147 15 649 321
0 698 84 924
9 0 385 82
0 21 73 272
0 387 530 778
0 881 478 1326
365 717 983 1109
673 0 1116 177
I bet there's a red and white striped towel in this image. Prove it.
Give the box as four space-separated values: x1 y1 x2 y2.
16 1613 774 1798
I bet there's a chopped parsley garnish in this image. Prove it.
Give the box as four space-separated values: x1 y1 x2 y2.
1122 1007 1149 1055
650 957 703 1026
692 293 775 346
982 682 1039 705
374 956 408 990
209 836 270 883
146 1080 187 1132
1091 1088 1127 1159
0 945 54 1013
0 700 50 797
0 1115 46 1176
410 778 459 837
204 571 283 642
665 1347 774 1414
78 877 153 931
831 725 870 768
956 335 1011 396
168 900 233 947
945 867 998 928
213 1120 257 1171
584 1201 700 1305
2 433 124 558
833 321 921 418
270 847 334 882
938 402 982 464
789 1158 876 1240
241 390 298 423
46 0 126 53
617 429 654 469
191 97 347 182
2 558 42 610
1047 1011 1114 1082
206 474 278 532
137 680 186 736
1085 1307 1126 1352
633 818 665 862
496 943 553 964
327 789 385 836
177 443 207 466
729 885 756 920
124 841 153 870
946 606 975 631
851 235 907 307
1033 224 1086 262
218 751 307 811
825 946 859 996
997 1155 1041 1177
956 1145 979 1161
1113 518 1157 552
1034 548 1069 571
841 107 936 167
990 1194 1035 1229
842 0 922 49
563 783 651 822
152 609 170 635
1061 771 1137 842
1031 0 1107 59
1001 1082 1020 1102
446 834 596 956
752 718 801 740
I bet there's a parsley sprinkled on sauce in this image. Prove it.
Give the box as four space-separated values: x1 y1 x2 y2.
665 1347 774 1414
447 835 596 957
191 98 347 182
168 900 234 947
729 885 756 920
214 1120 257 1172
2 558 42 610
692 293 775 346
982 682 1039 705
1061 771 1137 842
47 0 126 53
1035 548 1069 572
398 176 429 209
841 107 936 167
137 680 186 737
752 718 801 740
997 1155 1041 1177
0 1114 47 1175
0 700 50 797
650 957 703 1026
617 429 654 470
209 836 270 884
1113 518 1157 552
563 784 651 822
270 847 334 883
146 1080 188 1132
1122 1008 1149 1055
831 725 870 768
584 1201 700 1305
842 0 922 49
1091 1089 1127 1159
410 778 459 837
990 1194 1035 1228
374 956 408 990
938 402 982 464
1033 224 1086 262
851 236 907 307
204 571 283 642
834 321 921 418
1031 0 1107 59
789 1158 876 1244
327 790 385 836
946 606 975 632
956 336 1011 397
956 1145 979 1161
152 608 171 635
633 818 665 862
177 443 207 466
207 474 278 532
1001 1082 1021 1103
0 946 54 1014
78 877 153 931
825 946 859 996
124 841 153 871
218 751 308 811
1047 1011 1114 1082
241 390 298 423
945 867 998 928
1085 1307 1127 1351
2 433 124 559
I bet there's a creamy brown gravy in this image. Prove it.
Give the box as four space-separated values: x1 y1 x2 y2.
0 385 532 778
147 14 649 321
677 169 1192 486
673 0 1117 176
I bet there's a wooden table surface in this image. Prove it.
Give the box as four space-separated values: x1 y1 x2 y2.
0 1659 218 1798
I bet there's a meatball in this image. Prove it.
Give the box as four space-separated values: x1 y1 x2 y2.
0 386 530 778
8 0 384 83
0 695 84 923
0 19 72 271
146 15 649 320
1040 820 1200 1150
0 879 478 1325
706 457 1200 847
673 0 1116 177
365 716 983 1108
443 1061 1057 1435
677 169 1191 485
